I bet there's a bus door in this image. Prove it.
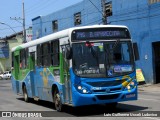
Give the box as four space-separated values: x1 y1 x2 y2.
15 54 20 93
61 43 72 104
15 55 19 79
30 51 36 97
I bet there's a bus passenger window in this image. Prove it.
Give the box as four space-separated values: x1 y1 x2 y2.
51 40 59 66
11 52 14 67
25 48 29 67
42 42 50 67
37 45 42 66
20 49 26 69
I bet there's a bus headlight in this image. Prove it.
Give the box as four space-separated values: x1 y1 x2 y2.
78 86 82 90
76 85 91 94
126 80 137 90
127 85 131 90
82 89 87 93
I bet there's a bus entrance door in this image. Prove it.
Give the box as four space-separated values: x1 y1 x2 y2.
15 55 20 93
30 52 36 97
64 71 72 104
61 44 72 104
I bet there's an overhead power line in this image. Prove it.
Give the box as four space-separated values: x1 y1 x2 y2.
88 0 103 16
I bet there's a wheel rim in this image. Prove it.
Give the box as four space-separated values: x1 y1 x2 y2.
24 92 27 101
24 87 28 102
55 94 61 111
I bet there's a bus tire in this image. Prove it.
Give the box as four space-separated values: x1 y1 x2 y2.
54 89 63 112
23 85 29 102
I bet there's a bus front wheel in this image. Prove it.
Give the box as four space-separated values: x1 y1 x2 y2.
23 85 29 102
54 89 63 112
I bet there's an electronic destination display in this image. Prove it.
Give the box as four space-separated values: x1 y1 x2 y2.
71 27 131 41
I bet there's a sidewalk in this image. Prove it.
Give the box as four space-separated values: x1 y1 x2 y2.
138 83 160 92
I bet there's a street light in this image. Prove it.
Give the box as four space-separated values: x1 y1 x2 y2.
0 22 17 35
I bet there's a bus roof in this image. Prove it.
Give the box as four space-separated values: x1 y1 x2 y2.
11 25 129 52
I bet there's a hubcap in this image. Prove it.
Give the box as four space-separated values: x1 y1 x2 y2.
24 93 27 100
24 88 28 101
55 94 61 111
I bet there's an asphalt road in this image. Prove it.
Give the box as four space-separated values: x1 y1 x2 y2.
0 80 160 120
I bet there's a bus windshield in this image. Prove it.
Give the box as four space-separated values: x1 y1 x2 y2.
72 41 134 78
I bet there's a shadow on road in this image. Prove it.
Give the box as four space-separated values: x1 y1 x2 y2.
17 97 148 117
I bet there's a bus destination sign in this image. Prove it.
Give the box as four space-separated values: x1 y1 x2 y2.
72 28 130 41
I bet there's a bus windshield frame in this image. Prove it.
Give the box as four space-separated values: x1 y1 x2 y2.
72 41 134 78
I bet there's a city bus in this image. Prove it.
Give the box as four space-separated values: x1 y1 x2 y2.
11 25 139 111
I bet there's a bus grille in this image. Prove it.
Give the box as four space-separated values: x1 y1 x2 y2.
93 87 122 93
96 94 119 100
86 80 123 87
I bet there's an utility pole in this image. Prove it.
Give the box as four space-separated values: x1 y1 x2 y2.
101 0 107 25
10 0 26 43
22 0 26 43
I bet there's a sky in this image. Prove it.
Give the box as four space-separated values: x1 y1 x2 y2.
0 0 82 38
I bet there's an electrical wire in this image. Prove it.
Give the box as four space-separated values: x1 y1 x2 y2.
88 0 103 16
1 1 160 35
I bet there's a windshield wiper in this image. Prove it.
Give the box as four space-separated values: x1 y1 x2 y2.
104 39 120 70
111 39 120 52
86 41 99 66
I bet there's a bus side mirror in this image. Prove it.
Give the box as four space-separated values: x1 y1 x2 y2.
133 42 139 61
66 46 72 60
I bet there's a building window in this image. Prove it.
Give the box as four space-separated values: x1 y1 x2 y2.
149 0 160 4
52 20 58 32
74 12 81 26
105 2 112 17
50 40 59 66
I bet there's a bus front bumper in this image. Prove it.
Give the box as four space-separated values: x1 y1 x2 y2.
72 87 137 107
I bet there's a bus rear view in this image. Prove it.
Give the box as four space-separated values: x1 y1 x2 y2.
68 25 139 107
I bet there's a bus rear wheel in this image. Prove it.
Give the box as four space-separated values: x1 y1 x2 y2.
23 86 29 102
54 89 63 112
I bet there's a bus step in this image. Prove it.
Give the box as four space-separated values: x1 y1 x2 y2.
33 97 39 101
17 93 23 96
64 103 73 106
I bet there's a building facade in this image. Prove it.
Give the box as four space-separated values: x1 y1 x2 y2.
0 32 23 73
32 0 160 84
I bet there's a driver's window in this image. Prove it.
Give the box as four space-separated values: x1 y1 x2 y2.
61 45 69 71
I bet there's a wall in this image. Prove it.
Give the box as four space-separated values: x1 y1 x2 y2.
0 35 23 72
32 0 103 40
108 0 160 83
32 0 160 83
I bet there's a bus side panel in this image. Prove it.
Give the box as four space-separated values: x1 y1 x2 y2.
33 67 63 102
11 76 17 94
36 67 50 101
24 72 34 98
11 77 22 94
11 72 33 97
31 67 43 99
